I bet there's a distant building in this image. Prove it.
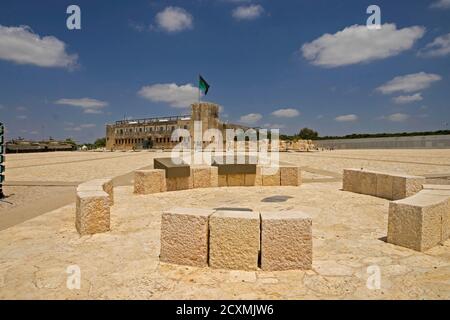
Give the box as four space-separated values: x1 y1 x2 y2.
105 102 249 150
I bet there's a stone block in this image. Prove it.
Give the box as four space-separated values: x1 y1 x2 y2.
191 166 213 189
210 166 219 187
280 166 302 186
209 210 260 270
166 176 193 191
262 167 281 186
360 171 377 196
160 208 214 267
392 175 425 200
77 178 114 205
218 174 227 187
76 191 110 235
387 192 447 251
343 169 361 193
134 169 166 194
376 173 393 200
254 166 263 186
260 211 312 271
227 173 245 187
244 174 256 186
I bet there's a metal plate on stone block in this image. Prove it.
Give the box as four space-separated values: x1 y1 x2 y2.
212 156 257 175
154 158 190 178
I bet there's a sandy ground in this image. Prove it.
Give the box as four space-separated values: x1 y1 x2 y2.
0 183 449 299
0 149 449 299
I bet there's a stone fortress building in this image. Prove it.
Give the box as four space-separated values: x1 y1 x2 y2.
105 102 247 151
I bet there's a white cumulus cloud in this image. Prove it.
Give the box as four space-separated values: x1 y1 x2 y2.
232 5 264 20
376 72 442 94
155 7 193 33
55 98 108 114
271 108 300 118
138 83 198 108
430 0 450 9
301 24 425 68
0 25 78 68
239 113 262 124
335 114 358 122
386 113 410 122
418 33 450 57
392 93 423 104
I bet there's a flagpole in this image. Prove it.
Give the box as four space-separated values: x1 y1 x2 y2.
198 74 201 105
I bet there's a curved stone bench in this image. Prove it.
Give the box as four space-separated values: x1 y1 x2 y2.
134 165 302 194
343 168 425 200
160 207 312 271
387 185 450 251
76 178 114 235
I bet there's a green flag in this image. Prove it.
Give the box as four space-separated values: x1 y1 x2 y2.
199 75 210 95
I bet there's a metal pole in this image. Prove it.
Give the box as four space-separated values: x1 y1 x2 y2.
0 122 5 199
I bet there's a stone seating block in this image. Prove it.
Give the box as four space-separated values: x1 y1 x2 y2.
166 176 193 191
209 210 260 270
262 167 281 186
191 166 217 189
218 174 227 187
160 208 214 267
244 173 256 186
392 175 425 200
134 169 166 194
387 192 448 251
280 166 302 186
227 173 245 186
360 171 377 196
77 178 114 205
343 169 361 193
76 191 110 236
260 211 312 271
376 173 394 200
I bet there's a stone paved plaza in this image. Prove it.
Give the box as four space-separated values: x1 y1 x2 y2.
0 150 449 299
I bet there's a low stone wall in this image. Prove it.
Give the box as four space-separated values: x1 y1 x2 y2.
134 165 302 193
160 207 312 271
76 178 114 235
387 185 450 251
343 169 425 200
218 166 302 187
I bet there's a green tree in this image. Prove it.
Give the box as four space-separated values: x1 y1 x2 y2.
94 137 106 148
298 128 318 140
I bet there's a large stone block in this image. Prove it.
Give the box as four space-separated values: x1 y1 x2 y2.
218 174 227 187
387 192 447 251
209 210 260 270
254 166 263 186
280 166 302 186
134 169 166 194
244 173 256 186
210 166 219 187
160 208 214 267
227 173 245 187
360 171 377 196
191 166 214 189
262 167 281 186
76 191 110 235
343 169 361 193
260 211 312 271
166 176 193 191
77 178 114 205
376 173 393 200
392 175 425 200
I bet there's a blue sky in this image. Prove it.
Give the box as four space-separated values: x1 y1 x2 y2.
0 0 449 143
